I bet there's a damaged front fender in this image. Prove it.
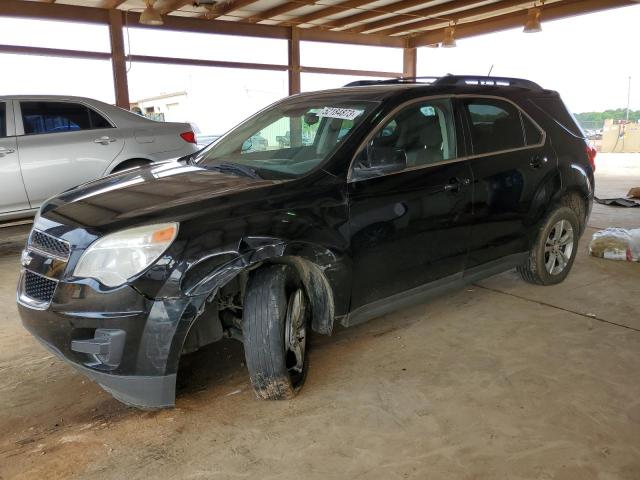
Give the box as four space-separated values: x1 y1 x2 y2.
180 236 348 335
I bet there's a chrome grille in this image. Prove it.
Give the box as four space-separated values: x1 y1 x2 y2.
24 271 57 304
29 230 70 260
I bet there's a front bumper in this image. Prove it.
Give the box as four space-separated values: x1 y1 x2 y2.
18 269 207 409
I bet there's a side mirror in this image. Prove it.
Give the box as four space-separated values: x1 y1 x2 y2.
366 145 407 173
351 145 407 180
241 138 253 152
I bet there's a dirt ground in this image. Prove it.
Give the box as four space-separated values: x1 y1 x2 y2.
1 154 639 480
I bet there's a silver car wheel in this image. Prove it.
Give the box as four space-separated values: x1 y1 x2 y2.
284 289 307 377
544 219 574 275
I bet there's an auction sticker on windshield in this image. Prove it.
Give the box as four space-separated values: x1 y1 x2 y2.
318 107 364 121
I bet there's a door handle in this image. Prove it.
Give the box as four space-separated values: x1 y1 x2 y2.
0 147 15 157
529 156 548 169
94 136 117 145
443 177 471 192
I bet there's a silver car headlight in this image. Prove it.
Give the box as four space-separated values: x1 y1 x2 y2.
74 223 179 287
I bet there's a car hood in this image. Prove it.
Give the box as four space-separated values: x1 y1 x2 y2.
40 161 279 231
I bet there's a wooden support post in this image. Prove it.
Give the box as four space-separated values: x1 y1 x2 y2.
108 9 130 109
403 46 417 79
288 27 301 96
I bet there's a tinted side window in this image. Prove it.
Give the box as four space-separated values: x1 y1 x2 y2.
464 99 525 154
0 103 6 138
21 102 111 135
89 108 113 129
522 113 543 145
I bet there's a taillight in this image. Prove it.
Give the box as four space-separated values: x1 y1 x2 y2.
585 144 597 172
180 131 196 144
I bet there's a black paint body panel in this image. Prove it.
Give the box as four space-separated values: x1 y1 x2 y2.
17 83 594 408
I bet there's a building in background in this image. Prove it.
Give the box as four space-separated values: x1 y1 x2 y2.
130 92 188 123
601 119 640 153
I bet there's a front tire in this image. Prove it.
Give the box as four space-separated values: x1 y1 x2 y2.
518 206 580 285
242 265 309 400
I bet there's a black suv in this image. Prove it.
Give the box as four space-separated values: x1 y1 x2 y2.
18 76 595 409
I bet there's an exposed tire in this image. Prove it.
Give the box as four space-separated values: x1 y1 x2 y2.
560 192 587 234
242 265 309 400
518 206 580 285
112 159 150 172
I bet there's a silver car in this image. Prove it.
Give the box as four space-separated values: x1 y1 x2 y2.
0 95 199 221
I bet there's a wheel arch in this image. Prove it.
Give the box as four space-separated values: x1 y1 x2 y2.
108 157 153 174
182 238 348 336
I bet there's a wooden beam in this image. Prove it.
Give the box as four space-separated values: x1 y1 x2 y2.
0 43 111 60
108 9 129 109
408 0 636 47
300 66 400 78
0 0 404 48
201 0 261 19
159 0 193 15
100 0 126 9
127 54 288 71
288 27 301 95
344 0 490 34
298 27 405 48
377 0 545 37
246 0 317 24
0 0 109 24
402 47 416 78
277 0 375 26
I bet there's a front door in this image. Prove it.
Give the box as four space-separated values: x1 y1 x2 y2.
0 101 31 215
16 100 124 208
459 97 555 269
347 98 473 310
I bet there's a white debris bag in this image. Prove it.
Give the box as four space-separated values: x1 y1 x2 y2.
589 228 640 262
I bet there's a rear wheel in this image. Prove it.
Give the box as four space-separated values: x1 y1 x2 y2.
242 265 309 400
518 206 579 285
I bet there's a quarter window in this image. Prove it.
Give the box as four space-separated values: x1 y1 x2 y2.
0 103 6 137
464 99 525 154
522 113 543 145
353 98 457 179
21 102 112 135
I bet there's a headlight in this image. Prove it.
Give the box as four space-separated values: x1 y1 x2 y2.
74 223 179 287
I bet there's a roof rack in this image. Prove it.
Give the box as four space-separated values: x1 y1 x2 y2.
344 75 542 90
434 75 542 89
343 77 438 87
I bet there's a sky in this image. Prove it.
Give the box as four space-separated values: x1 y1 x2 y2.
0 3 638 134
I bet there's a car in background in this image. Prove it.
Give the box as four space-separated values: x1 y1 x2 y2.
196 133 221 149
0 95 199 222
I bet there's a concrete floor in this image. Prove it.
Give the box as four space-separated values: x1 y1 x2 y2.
0 154 639 480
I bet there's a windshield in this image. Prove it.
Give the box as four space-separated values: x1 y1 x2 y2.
195 95 379 180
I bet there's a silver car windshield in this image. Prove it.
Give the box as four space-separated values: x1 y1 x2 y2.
195 96 379 180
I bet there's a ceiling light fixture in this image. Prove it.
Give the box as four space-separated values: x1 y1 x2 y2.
442 25 456 48
523 5 542 33
140 0 163 26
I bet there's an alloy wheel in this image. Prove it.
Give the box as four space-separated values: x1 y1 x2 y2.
544 219 574 275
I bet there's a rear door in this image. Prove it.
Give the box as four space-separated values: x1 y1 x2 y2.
460 96 553 270
16 100 124 207
0 100 31 215
347 97 473 310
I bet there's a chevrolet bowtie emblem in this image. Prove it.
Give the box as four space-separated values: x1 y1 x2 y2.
21 250 33 267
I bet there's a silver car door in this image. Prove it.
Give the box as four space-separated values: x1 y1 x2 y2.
16 100 124 208
0 100 31 215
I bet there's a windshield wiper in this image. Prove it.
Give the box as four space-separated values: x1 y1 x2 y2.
208 162 261 179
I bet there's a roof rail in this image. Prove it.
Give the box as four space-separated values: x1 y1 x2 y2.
433 75 542 90
344 75 542 90
343 77 437 87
